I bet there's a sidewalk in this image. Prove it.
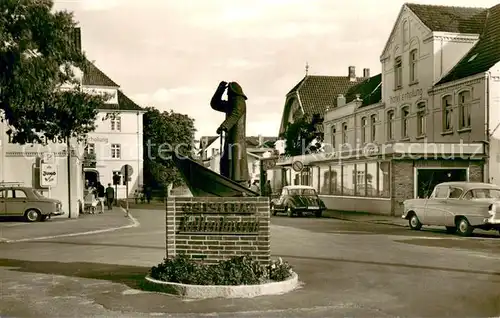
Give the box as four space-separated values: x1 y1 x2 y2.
0 207 135 243
323 210 408 227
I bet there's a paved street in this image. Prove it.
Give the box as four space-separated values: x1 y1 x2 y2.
0 208 499 317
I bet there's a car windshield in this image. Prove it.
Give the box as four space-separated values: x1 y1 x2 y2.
288 188 316 196
33 190 45 198
464 188 500 199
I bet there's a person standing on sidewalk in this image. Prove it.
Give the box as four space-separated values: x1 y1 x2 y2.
96 182 105 213
105 183 115 210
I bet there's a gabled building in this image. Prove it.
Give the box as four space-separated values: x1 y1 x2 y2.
274 2 499 216
278 67 371 137
82 58 145 199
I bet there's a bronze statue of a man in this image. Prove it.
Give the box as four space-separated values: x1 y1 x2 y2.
210 81 249 186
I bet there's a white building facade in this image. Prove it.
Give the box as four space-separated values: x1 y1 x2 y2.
82 62 145 199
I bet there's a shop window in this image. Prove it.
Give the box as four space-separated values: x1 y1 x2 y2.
458 91 471 129
394 57 403 89
355 163 366 196
360 117 367 144
370 114 377 141
366 162 378 196
378 162 391 197
442 95 453 131
330 165 341 195
409 49 418 83
417 102 426 136
387 110 395 140
319 165 330 195
401 106 410 139
342 164 355 196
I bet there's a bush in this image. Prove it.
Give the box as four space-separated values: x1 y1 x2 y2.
149 254 293 286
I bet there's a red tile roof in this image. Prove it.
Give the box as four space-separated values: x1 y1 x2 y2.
287 75 365 117
407 3 488 33
82 60 119 87
437 4 500 84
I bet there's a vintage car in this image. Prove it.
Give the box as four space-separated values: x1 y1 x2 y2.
0 185 64 222
270 185 326 217
402 182 500 236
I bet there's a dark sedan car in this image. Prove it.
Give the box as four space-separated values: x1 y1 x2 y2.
270 185 326 217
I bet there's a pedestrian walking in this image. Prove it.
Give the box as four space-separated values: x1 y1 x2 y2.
105 183 115 210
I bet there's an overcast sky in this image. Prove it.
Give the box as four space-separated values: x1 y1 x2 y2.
54 0 496 139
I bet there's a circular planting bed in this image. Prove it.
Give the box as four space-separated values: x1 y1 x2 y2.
144 254 300 299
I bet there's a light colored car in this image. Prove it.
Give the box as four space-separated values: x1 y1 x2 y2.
0 186 64 222
402 182 500 236
270 185 326 217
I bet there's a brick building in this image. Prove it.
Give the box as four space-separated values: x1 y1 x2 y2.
272 3 500 216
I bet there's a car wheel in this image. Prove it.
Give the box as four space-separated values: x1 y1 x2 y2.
456 217 474 237
315 210 322 218
270 203 277 216
445 226 457 234
25 209 42 222
285 206 294 217
409 213 422 230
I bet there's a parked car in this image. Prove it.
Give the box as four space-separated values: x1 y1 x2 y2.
0 186 64 222
402 182 500 236
270 185 326 217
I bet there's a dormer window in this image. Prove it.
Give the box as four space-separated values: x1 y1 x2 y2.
394 57 402 89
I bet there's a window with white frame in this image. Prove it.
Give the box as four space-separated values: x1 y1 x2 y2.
370 114 377 141
458 91 471 129
409 49 418 83
110 115 121 131
330 124 336 148
111 144 121 159
417 102 426 136
361 117 367 144
342 122 348 144
401 106 410 139
85 143 95 155
394 57 403 89
387 110 395 140
442 95 453 131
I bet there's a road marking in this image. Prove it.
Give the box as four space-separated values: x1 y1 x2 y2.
2 210 140 243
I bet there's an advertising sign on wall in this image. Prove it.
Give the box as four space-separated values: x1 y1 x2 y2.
40 163 58 187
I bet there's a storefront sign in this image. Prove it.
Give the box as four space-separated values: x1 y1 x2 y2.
87 136 109 143
181 202 257 214
178 215 259 233
40 163 58 187
261 157 278 170
389 88 423 104
82 87 118 104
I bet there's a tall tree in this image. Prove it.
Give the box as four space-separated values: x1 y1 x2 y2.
283 113 323 156
0 0 105 144
143 107 196 190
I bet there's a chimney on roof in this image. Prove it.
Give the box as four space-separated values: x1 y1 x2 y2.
348 66 356 82
363 68 370 78
337 94 346 107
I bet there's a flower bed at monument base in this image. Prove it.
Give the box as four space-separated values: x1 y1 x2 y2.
144 254 299 298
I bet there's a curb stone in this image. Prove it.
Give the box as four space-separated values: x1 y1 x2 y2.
144 272 300 299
